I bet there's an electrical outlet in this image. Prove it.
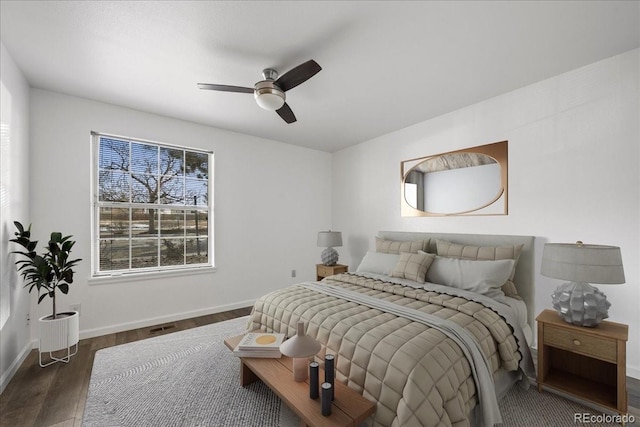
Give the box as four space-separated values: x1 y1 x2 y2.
291 269 296 278
70 304 81 315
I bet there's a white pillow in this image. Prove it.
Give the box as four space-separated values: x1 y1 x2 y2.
425 255 515 298
356 251 400 275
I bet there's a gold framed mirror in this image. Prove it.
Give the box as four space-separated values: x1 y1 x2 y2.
401 140 508 216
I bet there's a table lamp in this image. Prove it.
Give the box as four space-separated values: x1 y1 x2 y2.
317 231 342 266
280 321 321 381
541 241 625 327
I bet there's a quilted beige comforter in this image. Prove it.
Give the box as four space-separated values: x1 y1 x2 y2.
248 273 525 427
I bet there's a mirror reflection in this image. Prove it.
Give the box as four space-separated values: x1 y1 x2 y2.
401 141 508 216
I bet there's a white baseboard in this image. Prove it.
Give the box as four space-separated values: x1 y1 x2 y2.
77 300 255 341
0 340 33 394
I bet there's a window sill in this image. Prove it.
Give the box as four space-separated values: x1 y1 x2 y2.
88 266 217 285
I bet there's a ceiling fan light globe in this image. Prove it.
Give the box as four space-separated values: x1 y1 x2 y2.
255 91 285 110
254 82 285 111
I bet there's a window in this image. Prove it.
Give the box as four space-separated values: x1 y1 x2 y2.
92 132 212 276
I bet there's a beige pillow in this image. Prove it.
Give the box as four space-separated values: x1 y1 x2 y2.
391 252 435 283
435 240 524 299
376 237 429 254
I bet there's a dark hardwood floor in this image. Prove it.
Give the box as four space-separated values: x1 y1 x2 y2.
1 306 638 426
0 307 252 427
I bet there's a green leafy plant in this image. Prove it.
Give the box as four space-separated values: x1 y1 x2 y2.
10 221 82 319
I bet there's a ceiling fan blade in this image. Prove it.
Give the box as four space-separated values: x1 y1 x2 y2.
197 83 254 94
276 103 297 124
275 60 321 92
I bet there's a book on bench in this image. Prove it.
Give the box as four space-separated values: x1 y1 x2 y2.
233 332 285 358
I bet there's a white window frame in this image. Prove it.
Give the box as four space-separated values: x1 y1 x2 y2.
90 131 214 279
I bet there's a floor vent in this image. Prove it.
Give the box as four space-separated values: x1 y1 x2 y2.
149 324 176 334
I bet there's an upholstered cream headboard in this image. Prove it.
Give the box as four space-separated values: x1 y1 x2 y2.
378 231 536 329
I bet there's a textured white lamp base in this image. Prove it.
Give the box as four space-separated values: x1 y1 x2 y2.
321 247 339 266
551 281 611 327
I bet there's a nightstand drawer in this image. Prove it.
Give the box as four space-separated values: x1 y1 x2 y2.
545 324 616 363
316 264 348 281
317 265 335 277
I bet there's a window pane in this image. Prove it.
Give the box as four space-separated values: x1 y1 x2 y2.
131 174 158 203
186 238 208 264
99 170 130 202
185 210 207 236
99 207 129 239
186 179 208 206
94 133 212 275
160 209 184 236
99 137 129 171
159 175 184 204
160 148 183 177
99 239 129 271
131 239 158 269
132 208 158 236
161 238 184 266
131 143 158 174
185 152 208 179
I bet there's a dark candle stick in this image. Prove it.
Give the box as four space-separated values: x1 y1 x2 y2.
309 362 319 399
324 354 335 401
321 382 332 416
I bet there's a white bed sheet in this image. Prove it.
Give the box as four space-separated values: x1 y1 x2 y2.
502 296 533 346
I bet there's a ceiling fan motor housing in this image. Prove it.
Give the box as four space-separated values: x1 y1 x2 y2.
254 80 285 110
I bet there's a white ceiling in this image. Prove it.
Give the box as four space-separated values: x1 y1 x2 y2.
1 1 638 152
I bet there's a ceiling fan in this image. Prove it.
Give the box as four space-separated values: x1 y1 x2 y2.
197 59 321 124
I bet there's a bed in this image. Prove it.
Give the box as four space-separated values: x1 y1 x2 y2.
248 232 536 427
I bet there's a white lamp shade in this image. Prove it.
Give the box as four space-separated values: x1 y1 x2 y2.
317 231 342 248
541 243 625 284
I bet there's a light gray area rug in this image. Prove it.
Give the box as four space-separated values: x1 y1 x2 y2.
83 316 621 427
83 316 297 427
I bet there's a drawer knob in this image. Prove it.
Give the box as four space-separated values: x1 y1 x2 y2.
573 339 581 346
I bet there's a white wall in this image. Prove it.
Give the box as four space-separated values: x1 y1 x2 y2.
0 43 32 392
29 89 332 338
333 49 640 378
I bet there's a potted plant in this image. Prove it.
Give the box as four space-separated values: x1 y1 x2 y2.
10 221 82 367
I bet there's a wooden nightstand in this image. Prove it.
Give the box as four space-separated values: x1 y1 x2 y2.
536 309 628 416
316 264 347 281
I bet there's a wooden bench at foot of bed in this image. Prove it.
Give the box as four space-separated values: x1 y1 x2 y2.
224 334 376 427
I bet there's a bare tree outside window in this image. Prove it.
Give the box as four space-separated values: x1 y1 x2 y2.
94 134 211 274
